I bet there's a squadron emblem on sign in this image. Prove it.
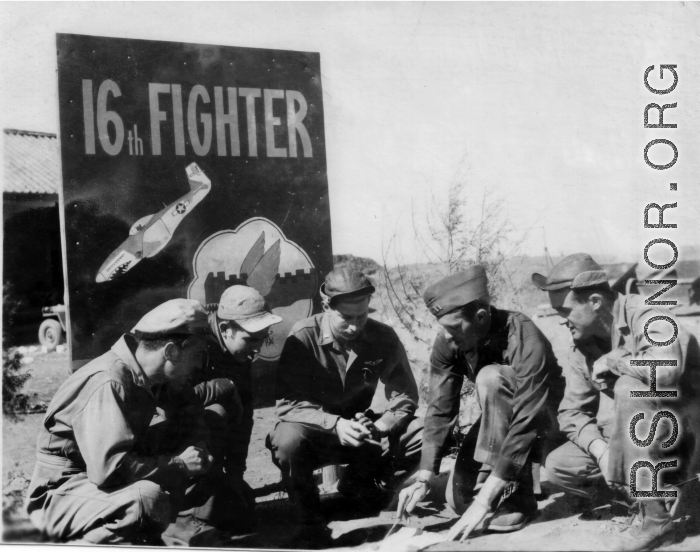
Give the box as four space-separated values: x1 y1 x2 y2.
188 218 318 361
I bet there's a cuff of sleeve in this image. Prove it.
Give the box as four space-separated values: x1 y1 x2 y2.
321 413 340 432
377 412 398 434
492 457 521 481
419 446 442 475
577 424 606 454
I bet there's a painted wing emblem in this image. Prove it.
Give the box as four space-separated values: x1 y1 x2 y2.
245 238 281 297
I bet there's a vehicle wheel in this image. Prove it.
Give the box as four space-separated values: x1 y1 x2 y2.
39 319 63 351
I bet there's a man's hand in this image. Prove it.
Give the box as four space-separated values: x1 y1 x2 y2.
445 473 506 542
444 497 491 541
396 471 431 519
592 356 612 384
335 418 372 447
354 411 388 440
178 441 214 477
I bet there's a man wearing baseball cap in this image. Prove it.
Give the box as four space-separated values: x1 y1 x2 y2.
187 285 282 533
398 266 564 541
26 299 231 546
533 253 700 550
267 267 422 547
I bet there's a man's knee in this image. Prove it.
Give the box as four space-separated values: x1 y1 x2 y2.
613 375 657 415
268 422 313 466
130 480 173 529
475 364 514 395
544 443 576 485
544 442 600 491
195 379 243 420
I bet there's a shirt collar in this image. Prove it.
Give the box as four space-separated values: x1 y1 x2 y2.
111 334 154 397
319 313 337 346
319 312 369 348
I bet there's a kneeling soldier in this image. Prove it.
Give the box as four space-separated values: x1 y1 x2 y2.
188 285 282 533
398 266 564 541
267 268 423 547
26 299 229 545
534 253 700 550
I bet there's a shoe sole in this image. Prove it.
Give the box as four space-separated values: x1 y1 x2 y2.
485 512 536 533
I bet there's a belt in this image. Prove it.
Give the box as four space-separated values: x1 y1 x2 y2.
36 452 84 472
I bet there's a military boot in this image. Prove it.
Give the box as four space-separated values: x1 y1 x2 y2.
604 500 676 551
161 515 232 547
484 463 538 533
337 464 393 511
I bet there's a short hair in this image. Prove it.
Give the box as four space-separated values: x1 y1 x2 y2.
571 283 615 304
218 319 243 333
133 330 190 351
458 298 491 320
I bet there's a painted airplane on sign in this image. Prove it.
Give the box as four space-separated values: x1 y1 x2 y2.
95 162 212 283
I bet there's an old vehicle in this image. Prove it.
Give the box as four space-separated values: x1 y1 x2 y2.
38 304 66 351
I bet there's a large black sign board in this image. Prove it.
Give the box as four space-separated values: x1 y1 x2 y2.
56 34 332 400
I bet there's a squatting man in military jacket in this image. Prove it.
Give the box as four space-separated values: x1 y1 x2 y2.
398 266 564 541
534 253 700 551
267 268 424 547
26 299 236 545
187 285 282 533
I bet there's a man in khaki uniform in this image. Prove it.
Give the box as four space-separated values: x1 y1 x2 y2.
534 253 700 550
26 299 230 545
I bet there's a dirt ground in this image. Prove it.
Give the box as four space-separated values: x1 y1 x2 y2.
3 314 700 550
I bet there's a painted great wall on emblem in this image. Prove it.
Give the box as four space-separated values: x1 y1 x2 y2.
188 217 318 361
204 268 318 309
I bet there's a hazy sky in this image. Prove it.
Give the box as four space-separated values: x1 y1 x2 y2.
2 2 698 267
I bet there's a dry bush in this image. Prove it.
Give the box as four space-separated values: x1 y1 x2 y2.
376 181 526 438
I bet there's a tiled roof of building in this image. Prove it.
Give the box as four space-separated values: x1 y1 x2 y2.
3 128 60 194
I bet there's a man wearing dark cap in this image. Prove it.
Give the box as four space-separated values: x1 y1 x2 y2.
533 253 700 550
187 285 282 533
267 267 422 546
26 299 231 545
398 266 564 541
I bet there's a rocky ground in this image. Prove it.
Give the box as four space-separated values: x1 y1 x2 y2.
4 314 700 550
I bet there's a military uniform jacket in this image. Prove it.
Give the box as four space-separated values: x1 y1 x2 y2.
421 307 564 479
558 293 700 453
27 335 207 516
275 313 419 434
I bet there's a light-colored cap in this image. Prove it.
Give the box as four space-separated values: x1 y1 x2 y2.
217 285 283 334
532 253 609 309
132 299 212 339
531 253 608 292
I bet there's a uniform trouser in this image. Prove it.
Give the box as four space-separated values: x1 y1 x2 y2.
473 364 519 468
28 395 236 544
189 377 255 527
267 416 424 522
545 375 700 501
28 471 174 544
192 376 250 477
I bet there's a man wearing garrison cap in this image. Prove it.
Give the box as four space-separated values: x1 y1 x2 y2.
533 253 700 551
26 299 234 546
187 285 282 533
398 266 564 541
267 267 422 547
